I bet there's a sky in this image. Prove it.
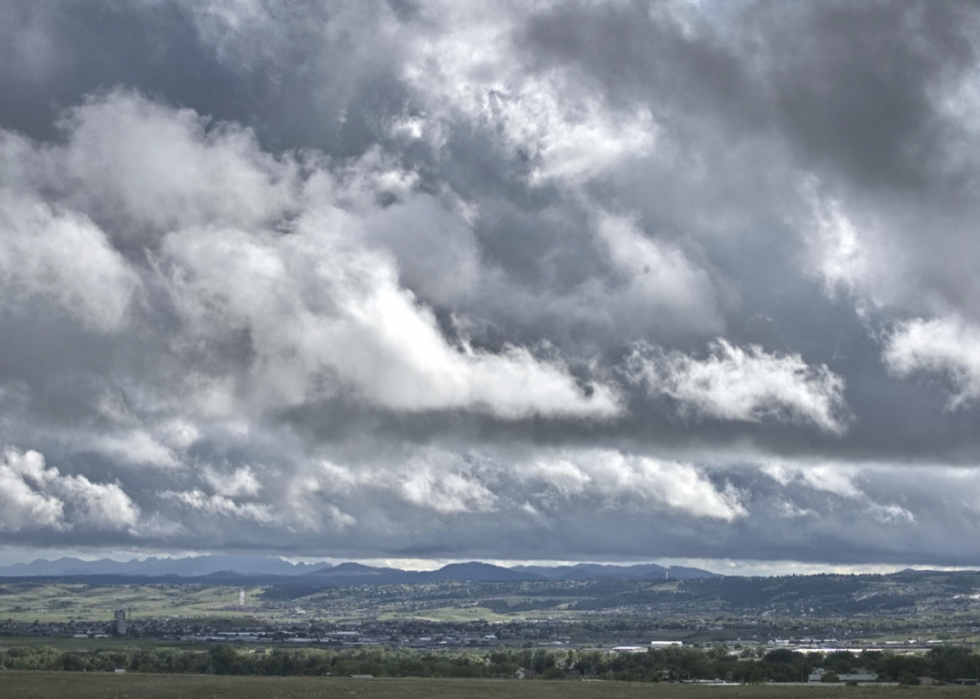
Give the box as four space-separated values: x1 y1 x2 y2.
2 0 980 573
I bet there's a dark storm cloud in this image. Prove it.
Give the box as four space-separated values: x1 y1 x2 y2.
0 0 411 152
520 1 979 191
761 1 978 194
2 0 980 568
513 0 980 460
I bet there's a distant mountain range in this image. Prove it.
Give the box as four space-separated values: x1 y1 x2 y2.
0 555 718 585
511 562 713 581
0 555 331 578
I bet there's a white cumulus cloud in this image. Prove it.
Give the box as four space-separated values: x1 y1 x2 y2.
0 447 139 532
161 207 621 420
401 2 658 186
0 191 140 331
203 466 262 498
627 340 849 434
0 88 621 423
162 489 276 524
884 315 980 409
401 469 498 515
522 450 746 522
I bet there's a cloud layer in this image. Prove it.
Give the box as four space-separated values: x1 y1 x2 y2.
1 0 980 567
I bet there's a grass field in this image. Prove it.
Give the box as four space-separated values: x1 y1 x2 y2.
0 584 268 623
0 673 974 699
0 636 214 651
0 582 576 625
379 606 514 622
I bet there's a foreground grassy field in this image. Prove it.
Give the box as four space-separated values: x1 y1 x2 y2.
0 673 974 699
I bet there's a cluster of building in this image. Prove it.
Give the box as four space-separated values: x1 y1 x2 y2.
0 609 130 640
807 669 877 683
611 642 684 654
0 611 974 666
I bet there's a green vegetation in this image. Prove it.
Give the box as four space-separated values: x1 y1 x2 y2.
2 643 980 683
0 636 208 651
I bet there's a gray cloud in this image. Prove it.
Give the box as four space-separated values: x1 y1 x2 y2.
2 0 980 568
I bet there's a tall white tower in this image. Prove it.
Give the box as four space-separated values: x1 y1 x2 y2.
114 609 127 635
239 588 246 607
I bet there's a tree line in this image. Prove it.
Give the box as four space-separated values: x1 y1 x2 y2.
1 643 978 683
